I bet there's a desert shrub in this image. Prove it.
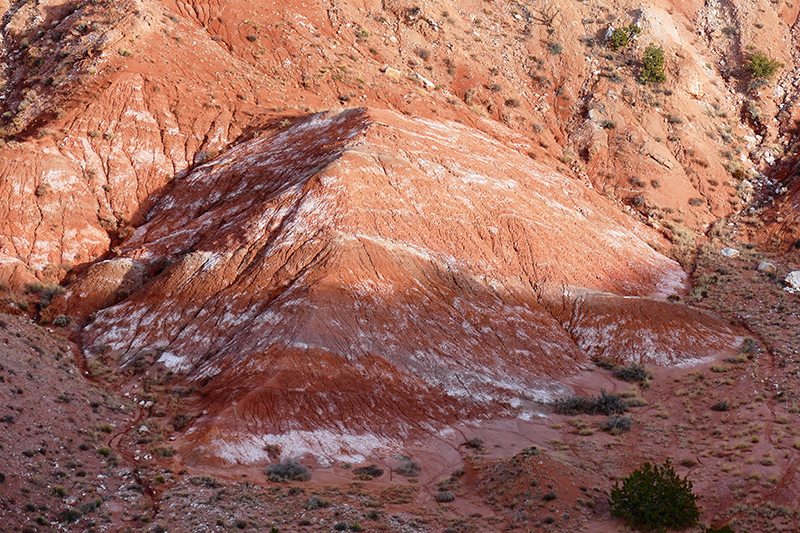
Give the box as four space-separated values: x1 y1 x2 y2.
710 401 730 412
600 415 633 434
594 357 617 370
190 476 220 488
610 460 699 531
353 464 384 480
610 27 630 50
26 281 65 307
154 446 174 458
59 509 82 523
640 43 666 84
171 413 194 430
79 498 102 514
547 42 563 55
542 490 558 501
394 456 420 477
265 460 310 482
612 363 652 385
704 525 735 533
609 24 640 51
53 315 72 327
463 437 484 450
554 390 628 416
740 337 759 354
304 496 330 510
744 51 783 79
436 491 455 502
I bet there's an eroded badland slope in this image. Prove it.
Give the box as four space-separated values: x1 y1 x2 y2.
2 0 800 530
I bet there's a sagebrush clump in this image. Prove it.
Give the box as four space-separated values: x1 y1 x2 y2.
613 363 653 385
553 390 628 416
265 460 311 482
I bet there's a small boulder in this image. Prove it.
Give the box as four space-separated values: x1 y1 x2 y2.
784 271 800 293
138 425 150 434
757 261 777 275
720 247 740 258
382 66 402 81
411 72 436 90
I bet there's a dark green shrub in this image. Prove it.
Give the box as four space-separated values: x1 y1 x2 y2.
59 509 82 523
463 437 484 450
53 314 72 327
744 51 783 79
600 415 633 434
640 44 666 84
610 28 629 50
610 461 699 531
554 390 628 416
704 525 736 533
710 401 729 412
264 460 310 482
613 363 653 385
610 24 640 51
353 464 384 480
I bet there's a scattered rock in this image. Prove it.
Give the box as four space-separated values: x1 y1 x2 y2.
757 261 777 275
411 72 436 90
643 141 677 170
138 425 150 434
784 271 800 293
382 66 402 81
720 247 740 258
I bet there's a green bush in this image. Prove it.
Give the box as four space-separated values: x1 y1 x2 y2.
640 43 666 84
610 460 700 531
613 363 652 385
610 24 640 51
744 51 783 79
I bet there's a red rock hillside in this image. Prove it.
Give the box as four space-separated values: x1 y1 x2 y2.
49 107 739 464
0 0 793 471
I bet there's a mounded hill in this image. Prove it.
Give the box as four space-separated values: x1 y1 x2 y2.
54 107 742 463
